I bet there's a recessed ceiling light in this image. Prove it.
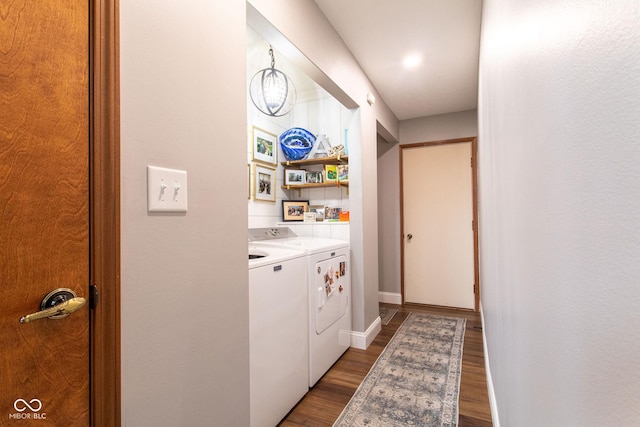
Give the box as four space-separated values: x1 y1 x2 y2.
403 54 422 69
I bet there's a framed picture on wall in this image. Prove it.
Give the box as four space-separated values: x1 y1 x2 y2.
253 164 276 202
252 126 277 165
282 200 309 221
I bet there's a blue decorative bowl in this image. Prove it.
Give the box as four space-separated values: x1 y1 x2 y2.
279 127 316 161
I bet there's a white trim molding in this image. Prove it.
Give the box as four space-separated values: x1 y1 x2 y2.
350 316 382 350
378 291 402 305
480 303 500 427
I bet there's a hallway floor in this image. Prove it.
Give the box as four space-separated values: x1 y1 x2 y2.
280 303 493 426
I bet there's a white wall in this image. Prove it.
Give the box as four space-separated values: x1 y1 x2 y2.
478 0 640 425
248 0 399 334
377 111 477 295
119 1 249 425
400 110 478 144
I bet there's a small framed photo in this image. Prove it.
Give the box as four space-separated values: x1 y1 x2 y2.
325 165 338 182
305 170 324 184
337 165 349 182
282 200 309 221
325 206 342 221
303 212 317 222
253 164 276 202
308 205 325 221
284 169 306 185
252 126 277 165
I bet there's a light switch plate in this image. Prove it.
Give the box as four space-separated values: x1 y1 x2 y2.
147 165 188 212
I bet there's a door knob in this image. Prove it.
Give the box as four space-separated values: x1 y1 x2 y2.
19 288 86 324
407 234 413 241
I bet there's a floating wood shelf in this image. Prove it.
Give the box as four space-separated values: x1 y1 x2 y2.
281 181 348 191
281 155 348 194
281 155 348 167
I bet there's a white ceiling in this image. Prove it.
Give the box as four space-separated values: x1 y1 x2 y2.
314 0 483 121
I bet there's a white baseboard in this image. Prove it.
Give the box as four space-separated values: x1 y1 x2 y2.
378 291 402 305
480 303 500 427
350 316 382 350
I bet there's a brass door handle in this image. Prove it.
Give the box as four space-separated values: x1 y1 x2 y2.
19 288 86 324
407 234 413 241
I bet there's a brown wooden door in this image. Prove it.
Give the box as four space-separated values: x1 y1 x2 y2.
1 1 90 425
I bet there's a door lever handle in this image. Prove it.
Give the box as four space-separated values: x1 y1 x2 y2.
19 288 86 324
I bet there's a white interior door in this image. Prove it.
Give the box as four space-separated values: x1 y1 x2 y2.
402 142 475 309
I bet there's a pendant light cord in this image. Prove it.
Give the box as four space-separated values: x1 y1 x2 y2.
269 46 275 69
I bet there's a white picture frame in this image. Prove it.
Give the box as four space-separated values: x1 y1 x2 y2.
284 169 306 185
253 164 276 202
252 127 277 165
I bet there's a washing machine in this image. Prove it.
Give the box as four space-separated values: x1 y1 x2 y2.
249 227 352 387
248 242 308 427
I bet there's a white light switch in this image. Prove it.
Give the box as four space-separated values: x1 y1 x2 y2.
147 166 188 212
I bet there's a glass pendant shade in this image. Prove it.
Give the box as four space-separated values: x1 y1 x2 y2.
249 48 296 117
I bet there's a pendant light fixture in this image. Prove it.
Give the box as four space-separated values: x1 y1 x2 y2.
250 46 296 117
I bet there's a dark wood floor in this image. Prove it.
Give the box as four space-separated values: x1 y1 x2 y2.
280 303 493 426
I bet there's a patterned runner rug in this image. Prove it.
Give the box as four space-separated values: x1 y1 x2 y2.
379 306 398 325
333 313 466 427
